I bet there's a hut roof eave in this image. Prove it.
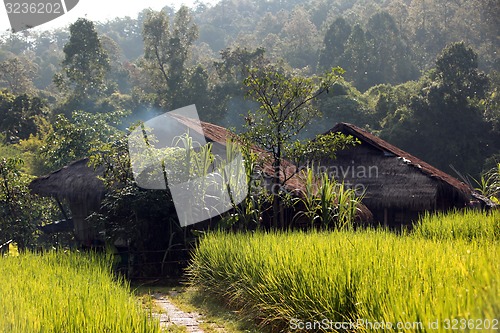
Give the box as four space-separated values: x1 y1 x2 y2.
326 122 475 203
29 158 105 199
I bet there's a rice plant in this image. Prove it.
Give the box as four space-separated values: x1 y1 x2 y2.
413 209 500 241
0 250 161 333
188 228 499 332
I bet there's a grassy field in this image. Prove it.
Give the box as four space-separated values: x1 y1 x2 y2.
0 250 161 333
189 210 500 332
413 209 499 241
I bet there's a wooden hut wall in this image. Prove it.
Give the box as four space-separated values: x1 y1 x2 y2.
321 143 440 212
68 193 103 244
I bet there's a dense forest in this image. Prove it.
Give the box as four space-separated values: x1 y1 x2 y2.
0 0 499 247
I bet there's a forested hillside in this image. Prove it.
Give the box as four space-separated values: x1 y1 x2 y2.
0 0 498 179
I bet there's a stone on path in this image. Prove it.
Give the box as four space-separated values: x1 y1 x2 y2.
152 292 204 333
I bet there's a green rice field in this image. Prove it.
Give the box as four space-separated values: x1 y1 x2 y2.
189 210 500 332
0 251 161 333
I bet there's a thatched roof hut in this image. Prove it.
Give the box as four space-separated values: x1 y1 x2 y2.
29 158 105 244
29 118 372 239
172 114 307 194
173 115 373 224
320 122 491 226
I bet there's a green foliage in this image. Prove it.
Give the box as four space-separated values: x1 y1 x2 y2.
318 17 351 72
57 18 110 98
0 89 49 142
288 131 360 166
483 70 500 133
219 139 272 229
0 157 55 250
0 56 38 94
473 163 500 204
325 12 418 92
365 12 418 87
89 130 249 275
341 23 373 91
306 80 374 133
215 47 267 84
378 42 496 177
183 65 222 123
89 133 183 276
142 6 198 109
413 209 500 241
0 251 161 332
41 110 125 171
435 42 489 102
243 65 345 171
211 47 267 127
292 166 363 230
189 228 499 332
279 7 319 68
244 65 349 227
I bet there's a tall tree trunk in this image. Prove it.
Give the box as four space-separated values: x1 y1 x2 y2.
272 144 282 229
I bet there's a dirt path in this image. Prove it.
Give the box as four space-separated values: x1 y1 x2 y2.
152 292 204 332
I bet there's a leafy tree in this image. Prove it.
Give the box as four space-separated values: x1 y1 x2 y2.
183 65 222 123
96 16 144 61
0 156 61 251
55 18 110 100
100 35 129 94
243 65 357 227
0 56 38 94
89 135 179 276
215 47 267 85
318 17 351 72
280 7 319 68
0 33 32 55
142 6 198 109
314 80 374 131
341 24 373 91
381 43 495 177
212 47 267 127
41 110 125 170
0 90 48 142
365 81 420 130
483 70 500 133
366 12 417 87
0 158 37 251
435 42 489 102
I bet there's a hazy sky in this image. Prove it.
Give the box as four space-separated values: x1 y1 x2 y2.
0 0 220 32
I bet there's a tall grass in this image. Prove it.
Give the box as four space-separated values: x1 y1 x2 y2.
189 229 499 332
294 167 362 229
0 251 160 333
474 163 500 204
413 209 500 241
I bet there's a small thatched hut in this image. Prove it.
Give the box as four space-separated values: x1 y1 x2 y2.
174 116 373 224
29 118 373 242
29 159 105 245
320 123 490 226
